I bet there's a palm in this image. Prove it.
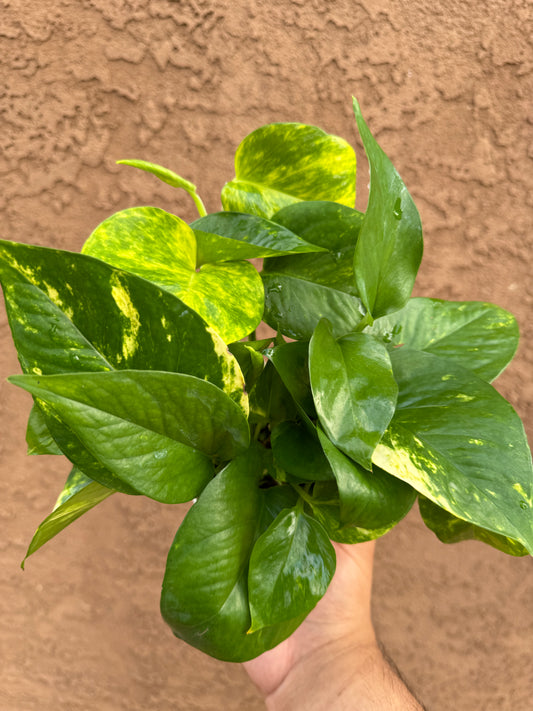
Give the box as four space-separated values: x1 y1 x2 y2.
243 540 376 697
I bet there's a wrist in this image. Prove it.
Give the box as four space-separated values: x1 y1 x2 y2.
264 636 380 711
265 637 423 711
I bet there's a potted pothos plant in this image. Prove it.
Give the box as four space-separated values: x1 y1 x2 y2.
1 98 531 663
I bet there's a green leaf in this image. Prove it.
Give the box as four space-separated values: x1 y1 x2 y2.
352 98 423 319
262 273 364 340
305 479 414 544
191 212 326 264
161 446 306 661
271 421 333 482
418 496 529 557
267 340 316 421
317 429 415 528
221 123 356 218
249 360 298 428
0 238 248 488
54 466 98 507
264 201 363 295
309 320 398 470
26 403 62 455
34 401 140 495
372 349 533 553
22 468 114 567
9 370 254 503
0 239 248 412
371 297 519 382
82 207 263 343
248 507 335 632
117 159 206 217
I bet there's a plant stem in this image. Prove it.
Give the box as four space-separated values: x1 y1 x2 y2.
355 311 374 332
190 190 207 218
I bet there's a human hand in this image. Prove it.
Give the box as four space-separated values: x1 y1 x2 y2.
243 540 423 710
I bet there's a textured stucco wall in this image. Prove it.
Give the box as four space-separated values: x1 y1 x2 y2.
1 2 532 710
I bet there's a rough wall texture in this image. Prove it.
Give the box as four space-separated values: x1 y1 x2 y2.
0 1 531 710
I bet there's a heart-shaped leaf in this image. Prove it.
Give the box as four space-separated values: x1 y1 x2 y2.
309 320 398 470
191 212 326 264
418 495 528 556
82 207 263 342
371 297 519 382
161 446 306 661
0 239 247 409
372 349 533 553
221 123 356 218
10 370 253 503
248 507 335 632
264 201 363 295
352 99 423 319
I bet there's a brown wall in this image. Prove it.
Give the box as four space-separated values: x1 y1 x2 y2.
1 2 532 709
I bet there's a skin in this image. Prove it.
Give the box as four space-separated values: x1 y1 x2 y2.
243 541 424 710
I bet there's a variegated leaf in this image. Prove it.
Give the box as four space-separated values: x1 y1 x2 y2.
418 495 528 556
82 207 263 343
372 348 533 553
221 123 356 218
370 297 519 382
22 468 114 567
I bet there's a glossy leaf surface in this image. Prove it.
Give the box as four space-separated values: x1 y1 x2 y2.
352 99 423 319
0 239 247 411
310 321 397 470
82 207 263 342
306 477 415 544
191 212 326 264
371 297 519 382
12 370 249 461
271 421 333 482
9 371 253 503
161 447 306 661
418 496 528 556
372 349 533 553
317 429 415 528
248 507 335 631
222 123 356 218
263 273 364 340
264 201 363 295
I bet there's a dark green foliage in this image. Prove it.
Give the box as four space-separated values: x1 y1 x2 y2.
1 99 531 663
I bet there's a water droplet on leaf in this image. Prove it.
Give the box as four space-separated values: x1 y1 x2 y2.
393 197 402 219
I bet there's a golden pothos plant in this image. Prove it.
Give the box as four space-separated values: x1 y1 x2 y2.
1 99 531 662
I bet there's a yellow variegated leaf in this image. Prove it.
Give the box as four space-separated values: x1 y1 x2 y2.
82 207 263 343
222 123 356 218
